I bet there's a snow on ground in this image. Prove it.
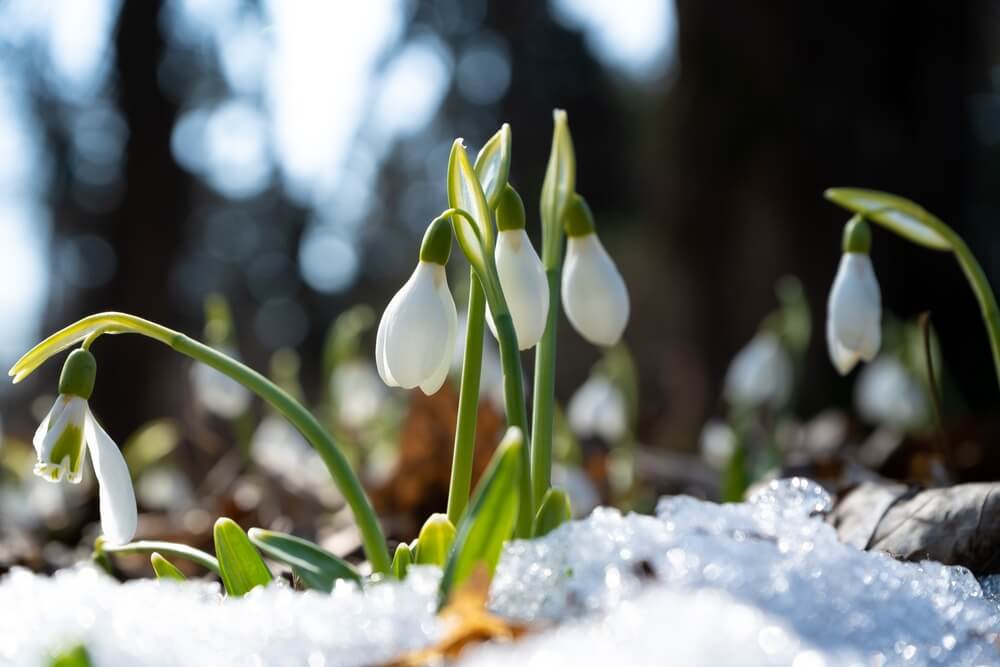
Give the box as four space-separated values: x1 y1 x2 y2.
1 479 998 666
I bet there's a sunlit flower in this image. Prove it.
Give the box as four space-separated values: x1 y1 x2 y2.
190 349 252 418
562 233 629 346
827 253 881 374
723 333 793 409
487 229 549 350
376 261 457 395
855 357 927 431
33 350 137 545
567 375 627 442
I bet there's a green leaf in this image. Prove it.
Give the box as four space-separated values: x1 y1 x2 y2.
214 518 273 597
824 188 951 251
150 552 187 581
539 109 576 264
474 124 512 210
101 539 220 575
247 528 361 592
532 488 572 537
48 644 92 667
391 542 412 580
447 139 494 271
413 513 456 567
439 427 523 603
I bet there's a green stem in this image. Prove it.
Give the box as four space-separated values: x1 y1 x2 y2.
447 272 486 524
14 313 391 573
530 267 560 510
101 539 220 574
946 236 1000 392
492 310 533 537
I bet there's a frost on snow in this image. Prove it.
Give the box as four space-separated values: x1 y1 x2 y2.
2 479 1000 667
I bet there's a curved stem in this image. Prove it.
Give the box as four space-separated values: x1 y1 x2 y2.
530 266 560 510
447 272 486 524
12 313 391 573
101 539 220 574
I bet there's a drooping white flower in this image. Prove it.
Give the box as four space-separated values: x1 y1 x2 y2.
190 349 252 418
855 357 927 431
33 351 137 545
562 233 630 346
567 375 627 442
699 418 737 470
487 229 549 350
376 261 457 395
723 332 793 409
827 253 881 374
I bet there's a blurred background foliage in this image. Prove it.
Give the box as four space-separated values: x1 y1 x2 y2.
1 0 999 575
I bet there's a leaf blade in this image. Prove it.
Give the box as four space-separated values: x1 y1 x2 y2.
474 124 512 210
214 518 272 597
248 528 361 591
448 139 494 271
824 188 951 251
150 552 187 581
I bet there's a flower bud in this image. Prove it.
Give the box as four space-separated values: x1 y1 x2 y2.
488 227 549 350
827 244 881 374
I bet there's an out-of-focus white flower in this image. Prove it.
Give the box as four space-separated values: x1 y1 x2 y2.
723 333 793 409
251 415 342 507
562 233 630 346
330 360 387 430
827 253 881 374
135 466 194 512
33 350 136 545
190 351 252 418
376 262 457 395
452 311 507 411
551 463 600 517
487 229 549 350
699 418 737 470
855 357 928 431
567 375 627 442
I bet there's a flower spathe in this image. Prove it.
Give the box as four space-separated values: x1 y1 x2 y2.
827 253 881 374
562 233 630 346
487 229 549 350
33 394 137 545
376 261 457 395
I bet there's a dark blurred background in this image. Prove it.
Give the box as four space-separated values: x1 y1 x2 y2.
1 0 999 563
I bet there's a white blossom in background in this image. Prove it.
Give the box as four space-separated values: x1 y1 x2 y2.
551 463 600 517
250 415 342 507
376 262 457 395
452 311 506 411
567 375 627 442
699 418 736 470
855 357 928 432
723 333 793 409
190 351 252 418
562 234 630 346
827 253 881 374
487 229 549 350
330 360 388 430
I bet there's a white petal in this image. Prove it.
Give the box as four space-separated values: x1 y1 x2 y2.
32 399 63 456
828 254 881 356
384 263 452 389
420 275 459 395
495 230 549 349
37 396 86 462
562 234 630 346
827 317 861 375
84 409 137 545
723 334 793 408
375 285 405 387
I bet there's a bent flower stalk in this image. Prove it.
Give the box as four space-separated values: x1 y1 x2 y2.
34 349 137 545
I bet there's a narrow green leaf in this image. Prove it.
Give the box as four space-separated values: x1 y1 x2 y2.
392 542 412 580
439 427 523 603
413 513 456 567
101 539 220 575
824 188 951 251
214 518 272 597
247 528 361 592
532 488 572 537
539 109 576 265
48 644 92 667
447 139 494 271
474 124 512 210
150 552 187 581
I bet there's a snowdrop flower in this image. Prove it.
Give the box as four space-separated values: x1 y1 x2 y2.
190 351 251 418
561 195 629 346
723 332 793 409
376 218 457 395
486 186 549 350
827 217 881 374
567 375 627 442
855 357 928 431
32 349 137 545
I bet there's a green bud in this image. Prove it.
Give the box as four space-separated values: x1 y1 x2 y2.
392 542 412 579
414 513 456 566
563 193 596 238
419 215 454 265
58 349 96 400
842 214 872 254
496 184 527 231
533 488 572 537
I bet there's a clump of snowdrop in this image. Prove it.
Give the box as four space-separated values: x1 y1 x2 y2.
854 356 928 431
723 332 793 410
32 349 137 545
375 217 458 395
827 216 881 374
567 375 628 443
561 194 630 347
